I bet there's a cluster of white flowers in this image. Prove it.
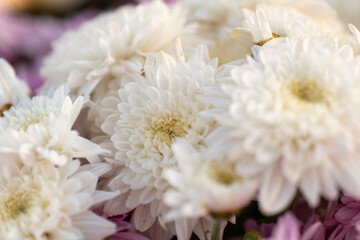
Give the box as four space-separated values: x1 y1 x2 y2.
0 61 118 239
3 0 360 239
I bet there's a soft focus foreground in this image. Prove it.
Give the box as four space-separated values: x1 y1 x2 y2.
1 0 360 239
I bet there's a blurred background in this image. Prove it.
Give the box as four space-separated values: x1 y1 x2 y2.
0 0 138 93
0 0 358 93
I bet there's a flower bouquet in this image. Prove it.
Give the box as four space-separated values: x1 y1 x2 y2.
1 0 360 239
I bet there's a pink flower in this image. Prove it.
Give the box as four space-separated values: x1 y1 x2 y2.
326 195 360 240
93 209 149 240
266 213 325 240
0 10 96 93
244 212 325 240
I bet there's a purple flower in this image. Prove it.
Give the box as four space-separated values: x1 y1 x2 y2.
265 213 325 240
244 212 325 240
326 195 360 240
93 208 149 240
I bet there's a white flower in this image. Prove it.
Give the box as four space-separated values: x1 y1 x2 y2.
205 37 360 215
165 139 257 221
0 59 30 115
179 0 257 65
180 0 341 64
41 0 198 100
0 86 105 166
0 160 117 240
231 6 328 48
101 39 222 238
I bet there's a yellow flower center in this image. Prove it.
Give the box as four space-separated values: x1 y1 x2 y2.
13 111 50 132
207 162 242 186
19 117 43 132
0 189 34 221
288 80 325 103
152 115 189 147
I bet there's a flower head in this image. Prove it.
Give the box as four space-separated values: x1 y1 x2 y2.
165 139 257 220
101 39 222 238
231 5 328 49
0 160 117 240
325 194 360 240
41 0 198 99
265 213 325 240
205 37 360 214
0 86 105 166
179 0 342 65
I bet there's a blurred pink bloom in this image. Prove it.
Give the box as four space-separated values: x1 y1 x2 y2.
244 213 325 240
93 209 149 240
266 213 325 240
0 10 96 93
326 195 360 240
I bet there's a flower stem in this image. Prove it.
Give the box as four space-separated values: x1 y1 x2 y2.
211 218 221 240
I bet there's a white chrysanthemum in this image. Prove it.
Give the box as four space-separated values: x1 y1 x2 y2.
0 160 117 240
0 59 29 115
205 37 360 215
0 86 104 166
165 139 257 221
41 0 198 99
231 6 329 48
180 0 341 64
179 0 257 65
101 39 223 239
